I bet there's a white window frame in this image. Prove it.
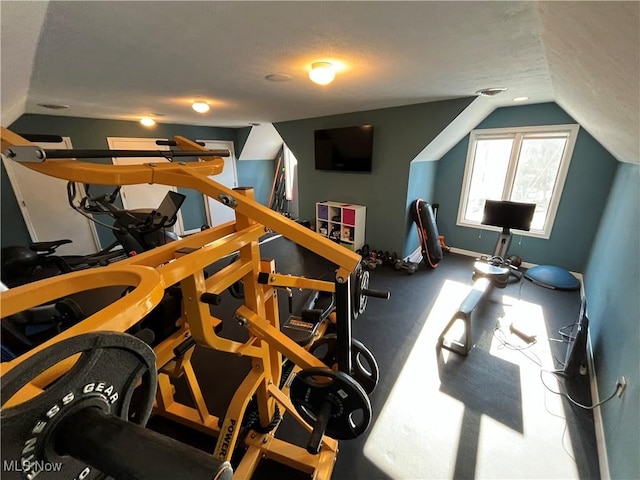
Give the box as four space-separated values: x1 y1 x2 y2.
457 124 580 239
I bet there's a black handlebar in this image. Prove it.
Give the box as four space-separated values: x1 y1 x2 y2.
362 288 390 300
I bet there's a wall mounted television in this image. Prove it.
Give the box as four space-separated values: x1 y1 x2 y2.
314 125 374 172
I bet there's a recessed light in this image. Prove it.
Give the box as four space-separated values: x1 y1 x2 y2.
192 101 210 113
309 62 336 85
513 96 529 102
265 73 293 82
37 103 69 110
249 122 261 126
140 117 156 127
475 87 508 97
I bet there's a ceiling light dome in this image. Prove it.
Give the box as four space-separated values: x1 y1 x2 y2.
475 87 508 97
309 62 336 85
192 101 210 113
140 117 156 127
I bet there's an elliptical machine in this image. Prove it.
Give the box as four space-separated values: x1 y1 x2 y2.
1 183 186 287
1 184 187 359
74 183 186 256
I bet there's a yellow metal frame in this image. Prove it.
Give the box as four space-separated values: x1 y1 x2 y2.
0 127 361 479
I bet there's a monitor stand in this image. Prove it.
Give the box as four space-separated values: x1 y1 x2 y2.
493 227 513 259
472 227 513 288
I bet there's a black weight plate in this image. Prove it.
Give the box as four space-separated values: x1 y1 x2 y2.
309 334 380 394
1 332 157 480
290 368 371 440
350 263 370 319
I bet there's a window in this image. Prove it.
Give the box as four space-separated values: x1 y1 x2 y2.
283 145 298 202
457 124 579 238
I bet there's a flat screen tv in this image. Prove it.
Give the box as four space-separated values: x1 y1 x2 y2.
314 125 374 172
482 200 536 232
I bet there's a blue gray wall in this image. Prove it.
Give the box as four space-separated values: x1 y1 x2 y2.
236 160 275 206
405 161 439 256
433 103 618 272
274 97 475 257
584 162 639 480
2 115 268 248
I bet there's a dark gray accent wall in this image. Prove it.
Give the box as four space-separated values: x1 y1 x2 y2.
2 115 271 248
433 103 618 272
405 161 438 256
584 162 639 480
274 97 475 257
236 126 252 156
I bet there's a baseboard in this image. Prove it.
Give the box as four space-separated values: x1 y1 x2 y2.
448 246 585 282
587 330 610 479
406 246 422 263
581 282 610 480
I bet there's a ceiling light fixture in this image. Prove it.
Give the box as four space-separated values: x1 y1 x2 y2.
265 73 293 82
309 62 336 85
192 101 210 113
475 87 508 97
513 96 529 102
140 117 156 127
37 103 69 110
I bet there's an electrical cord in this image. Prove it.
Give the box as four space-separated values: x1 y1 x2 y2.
539 369 619 410
492 321 544 367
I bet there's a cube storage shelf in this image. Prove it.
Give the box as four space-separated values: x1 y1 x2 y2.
315 201 366 251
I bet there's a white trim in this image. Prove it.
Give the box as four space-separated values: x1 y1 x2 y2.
587 330 610 480
197 140 238 228
448 247 585 277
456 124 580 239
407 245 422 263
581 277 610 480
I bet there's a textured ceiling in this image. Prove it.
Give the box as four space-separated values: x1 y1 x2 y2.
1 1 638 163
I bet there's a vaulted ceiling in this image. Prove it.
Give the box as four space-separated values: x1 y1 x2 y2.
1 1 638 163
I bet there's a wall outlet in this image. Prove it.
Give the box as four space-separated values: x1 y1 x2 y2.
616 377 627 398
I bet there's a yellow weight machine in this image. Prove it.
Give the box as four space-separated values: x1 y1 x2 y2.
0 128 382 479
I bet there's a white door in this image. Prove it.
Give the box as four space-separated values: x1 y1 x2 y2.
1 137 100 255
198 140 238 228
107 137 185 235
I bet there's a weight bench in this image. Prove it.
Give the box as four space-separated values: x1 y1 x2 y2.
282 290 334 346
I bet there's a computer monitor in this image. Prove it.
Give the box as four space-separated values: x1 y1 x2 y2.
563 298 589 377
154 191 186 227
482 200 536 232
